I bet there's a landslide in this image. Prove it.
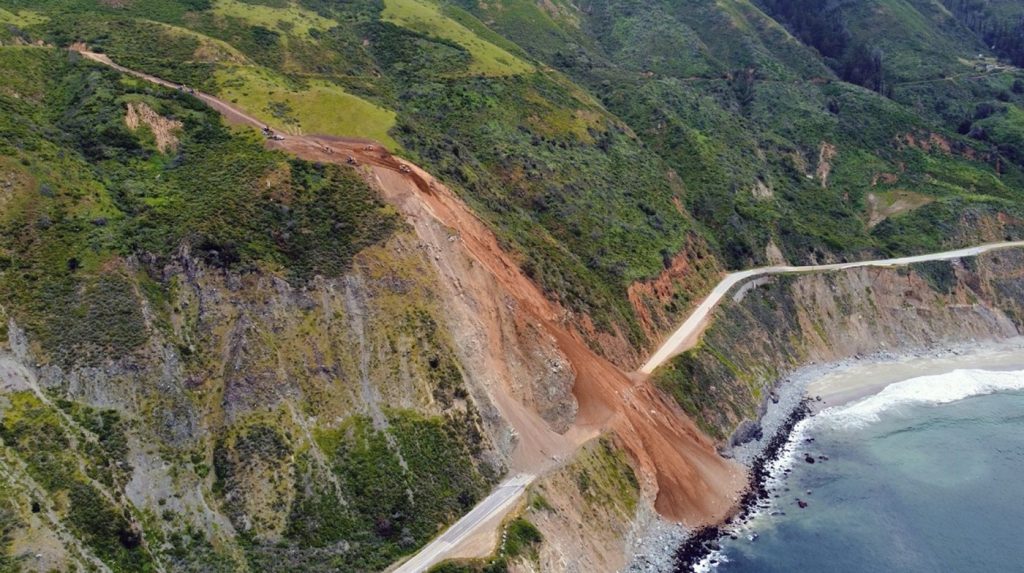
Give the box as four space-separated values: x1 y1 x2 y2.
336 99 746 524
70 47 746 526
0 47 508 572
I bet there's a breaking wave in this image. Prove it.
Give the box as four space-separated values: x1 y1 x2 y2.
816 368 1024 429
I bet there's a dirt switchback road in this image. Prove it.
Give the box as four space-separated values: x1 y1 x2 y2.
639 240 1024 374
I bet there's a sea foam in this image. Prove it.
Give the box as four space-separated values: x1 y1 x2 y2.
817 368 1024 429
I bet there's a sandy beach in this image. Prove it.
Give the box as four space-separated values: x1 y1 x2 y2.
725 336 1024 467
626 337 1024 572
806 337 1024 408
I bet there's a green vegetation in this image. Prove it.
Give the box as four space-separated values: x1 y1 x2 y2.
393 72 696 344
0 485 21 573
212 421 293 539
0 392 154 572
215 65 399 146
0 45 396 363
503 518 542 559
9 0 1022 302
570 437 640 514
430 437 636 572
381 0 532 76
457 0 1024 277
212 0 335 37
911 259 959 294
0 42 492 572
31 0 1015 353
0 0 710 347
0 6 44 27
426 516 542 573
654 344 738 440
226 410 493 571
943 0 1024 67
653 277 804 437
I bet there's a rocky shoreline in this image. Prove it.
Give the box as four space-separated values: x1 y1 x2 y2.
624 513 688 573
626 337 1024 573
669 399 812 572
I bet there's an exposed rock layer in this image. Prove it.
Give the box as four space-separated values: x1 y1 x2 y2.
654 249 1024 440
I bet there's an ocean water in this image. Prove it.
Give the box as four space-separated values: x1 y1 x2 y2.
710 369 1024 573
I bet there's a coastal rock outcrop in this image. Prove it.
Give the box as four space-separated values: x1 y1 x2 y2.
654 250 1024 439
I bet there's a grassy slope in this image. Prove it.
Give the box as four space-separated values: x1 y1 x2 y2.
0 6 44 26
215 64 400 146
5 0 696 348
2 0 1023 395
213 0 335 36
1 0 1022 352
381 0 533 76
0 43 396 359
459 0 1024 267
0 42 500 572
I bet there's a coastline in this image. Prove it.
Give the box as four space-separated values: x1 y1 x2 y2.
806 337 1024 408
632 336 1024 572
729 336 1024 466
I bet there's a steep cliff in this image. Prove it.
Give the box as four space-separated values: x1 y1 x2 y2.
0 45 738 573
655 248 1024 439
5 0 1024 570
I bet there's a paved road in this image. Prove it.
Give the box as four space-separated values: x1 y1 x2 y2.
392 474 534 573
639 240 1024 374
71 45 1024 572
70 47 531 573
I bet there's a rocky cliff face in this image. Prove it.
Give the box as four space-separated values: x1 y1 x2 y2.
13 33 1024 573
0 230 514 572
0 47 739 572
654 249 1024 439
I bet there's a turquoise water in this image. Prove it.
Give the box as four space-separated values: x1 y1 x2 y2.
713 373 1024 572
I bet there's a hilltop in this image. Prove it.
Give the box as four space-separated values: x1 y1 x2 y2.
1 0 1024 571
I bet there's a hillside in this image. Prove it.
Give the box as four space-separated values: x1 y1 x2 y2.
1 0 1024 572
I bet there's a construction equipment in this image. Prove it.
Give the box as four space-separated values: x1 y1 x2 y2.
399 164 411 174
346 155 358 165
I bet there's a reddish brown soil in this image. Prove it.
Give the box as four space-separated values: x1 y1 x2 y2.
627 240 722 346
816 141 837 188
364 152 744 524
74 46 746 526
